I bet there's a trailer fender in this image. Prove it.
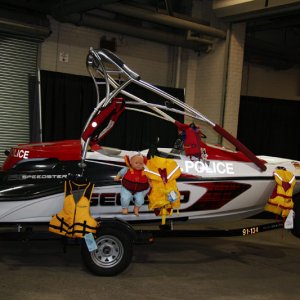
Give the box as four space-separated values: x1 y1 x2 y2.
96 218 136 240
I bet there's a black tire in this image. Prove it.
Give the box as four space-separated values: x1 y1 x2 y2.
291 194 300 238
81 227 133 276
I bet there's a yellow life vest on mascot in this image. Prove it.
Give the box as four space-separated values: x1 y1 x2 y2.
144 156 181 224
49 180 99 238
264 168 295 218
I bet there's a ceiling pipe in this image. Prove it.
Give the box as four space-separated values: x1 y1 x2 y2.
61 13 213 51
51 0 120 18
99 3 227 39
0 17 51 39
0 5 50 39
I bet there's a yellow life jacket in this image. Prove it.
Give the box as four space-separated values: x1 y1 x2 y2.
264 168 296 218
144 156 181 224
49 180 99 238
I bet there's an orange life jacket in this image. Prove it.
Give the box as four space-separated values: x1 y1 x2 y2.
265 169 295 218
49 180 99 238
144 156 181 224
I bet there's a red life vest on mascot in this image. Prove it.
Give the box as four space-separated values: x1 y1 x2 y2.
121 155 149 193
122 169 149 193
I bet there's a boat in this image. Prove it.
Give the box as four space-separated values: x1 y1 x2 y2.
1 48 300 226
1 48 300 276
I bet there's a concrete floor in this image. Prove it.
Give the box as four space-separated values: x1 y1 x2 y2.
0 219 300 300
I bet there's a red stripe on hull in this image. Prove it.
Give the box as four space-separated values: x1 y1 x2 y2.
183 182 251 211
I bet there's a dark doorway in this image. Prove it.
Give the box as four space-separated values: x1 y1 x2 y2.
237 96 300 160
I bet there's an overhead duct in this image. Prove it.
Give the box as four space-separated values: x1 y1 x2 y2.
61 13 213 51
99 3 227 39
0 18 50 39
0 6 50 40
213 0 300 21
51 0 121 18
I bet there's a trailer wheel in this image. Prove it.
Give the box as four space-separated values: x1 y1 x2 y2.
81 227 133 276
291 194 300 238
